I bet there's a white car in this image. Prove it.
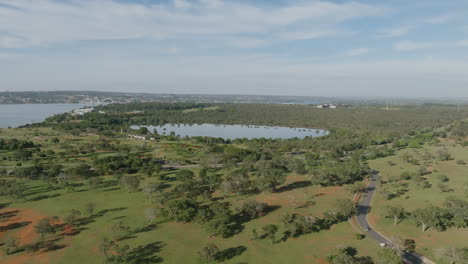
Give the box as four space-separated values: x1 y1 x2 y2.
365 227 370 232
380 243 387 247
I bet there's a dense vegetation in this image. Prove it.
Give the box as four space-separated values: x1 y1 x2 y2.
1 103 466 263
41 103 468 138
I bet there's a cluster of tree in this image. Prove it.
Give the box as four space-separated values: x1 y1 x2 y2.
280 199 356 238
93 154 162 175
447 120 468 137
437 247 468 264
0 179 26 200
310 159 370 186
327 246 403 264
382 198 468 232
0 138 36 150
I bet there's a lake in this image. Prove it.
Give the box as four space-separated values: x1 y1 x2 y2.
132 124 328 140
0 103 87 128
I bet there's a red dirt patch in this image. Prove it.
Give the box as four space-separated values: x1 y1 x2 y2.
0 208 71 264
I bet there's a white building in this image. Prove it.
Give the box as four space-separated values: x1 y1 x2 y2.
72 107 94 116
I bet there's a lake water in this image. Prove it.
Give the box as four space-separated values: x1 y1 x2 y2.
133 124 328 139
0 103 87 128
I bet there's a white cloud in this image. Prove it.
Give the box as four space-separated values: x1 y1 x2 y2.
0 35 26 48
173 0 191 9
278 29 355 40
394 40 440 51
228 37 269 49
346 48 369 56
378 26 412 37
424 14 457 24
456 39 468 46
3 55 468 96
0 0 384 48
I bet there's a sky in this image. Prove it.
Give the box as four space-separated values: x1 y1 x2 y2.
1 0 468 97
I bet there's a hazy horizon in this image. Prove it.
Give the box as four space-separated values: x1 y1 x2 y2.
2 0 468 97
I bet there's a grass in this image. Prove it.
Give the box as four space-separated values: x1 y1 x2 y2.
368 138 468 263
0 127 395 263
0 173 380 263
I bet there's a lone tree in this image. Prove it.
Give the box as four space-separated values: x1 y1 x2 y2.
403 239 416 253
85 202 96 216
383 206 406 226
437 247 468 264
35 218 54 240
64 209 81 224
199 243 220 263
262 224 278 244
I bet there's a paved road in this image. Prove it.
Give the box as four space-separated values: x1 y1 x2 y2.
355 171 433 264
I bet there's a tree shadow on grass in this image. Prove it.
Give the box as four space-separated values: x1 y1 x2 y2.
0 221 31 232
28 193 61 202
132 224 157 235
23 237 68 254
217 246 247 262
103 187 120 192
124 241 165 264
0 209 18 220
276 181 311 193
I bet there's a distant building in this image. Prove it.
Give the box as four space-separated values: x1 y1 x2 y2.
316 104 337 109
72 107 94 116
125 110 144 114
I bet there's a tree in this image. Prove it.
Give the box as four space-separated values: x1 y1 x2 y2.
437 149 452 161
64 209 81 224
99 237 116 262
437 247 468 264
377 248 403 264
85 202 96 216
176 169 195 182
200 170 222 194
199 243 220 263
137 127 149 135
119 175 140 192
382 206 406 226
239 200 267 220
165 199 198 222
88 176 102 189
141 182 163 204
411 206 451 232
287 159 307 175
335 199 356 220
35 218 54 240
144 208 157 224
346 182 363 194
327 247 373 264
403 239 416 253
262 224 278 244
111 221 130 240
443 197 468 228
4 238 18 255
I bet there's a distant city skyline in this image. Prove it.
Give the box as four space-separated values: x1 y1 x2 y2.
1 0 468 97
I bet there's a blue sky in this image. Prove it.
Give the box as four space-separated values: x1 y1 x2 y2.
1 0 468 97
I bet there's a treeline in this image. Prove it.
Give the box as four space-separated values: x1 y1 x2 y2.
0 138 37 150
36 102 468 138
382 197 468 232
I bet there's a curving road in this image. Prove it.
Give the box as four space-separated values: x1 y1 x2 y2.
355 171 433 264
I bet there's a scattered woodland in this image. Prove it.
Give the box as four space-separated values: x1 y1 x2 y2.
0 103 467 263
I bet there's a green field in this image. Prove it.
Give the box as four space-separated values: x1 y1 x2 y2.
0 127 381 264
368 138 468 263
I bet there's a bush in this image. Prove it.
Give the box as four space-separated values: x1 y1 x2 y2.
355 233 365 240
239 200 267 220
